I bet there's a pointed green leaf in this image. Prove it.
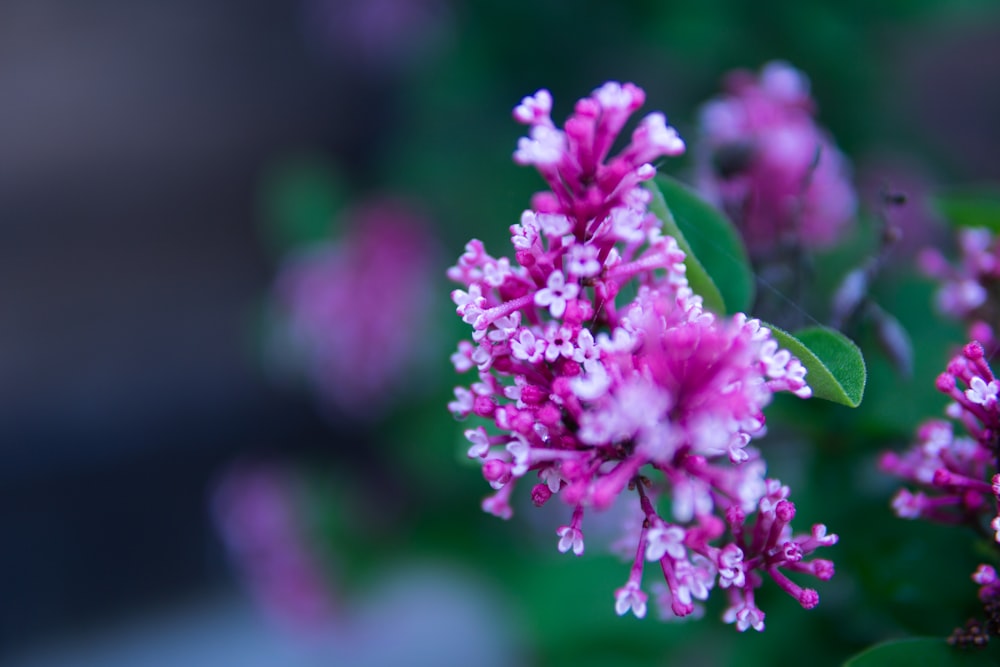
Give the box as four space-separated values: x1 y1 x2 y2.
650 174 755 313
934 187 1000 233
645 178 726 314
767 324 866 407
844 637 1000 666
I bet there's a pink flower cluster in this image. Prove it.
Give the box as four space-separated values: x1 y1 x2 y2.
274 199 438 419
919 227 1000 353
449 82 836 630
696 61 856 257
880 341 1000 600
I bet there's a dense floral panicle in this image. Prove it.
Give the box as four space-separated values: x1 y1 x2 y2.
449 82 834 631
275 199 438 418
919 227 1000 354
573 288 811 473
695 61 856 256
881 341 1000 600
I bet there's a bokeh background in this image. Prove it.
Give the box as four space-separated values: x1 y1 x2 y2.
3 1 1000 665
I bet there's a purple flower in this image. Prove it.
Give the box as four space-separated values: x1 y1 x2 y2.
919 227 1000 355
534 270 579 318
695 61 856 257
557 509 586 556
512 82 684 236
881 341 1000 607
275 198 439 419
881 341 1000 520
614 581 649 619
449 83 835 630
212 463 338 634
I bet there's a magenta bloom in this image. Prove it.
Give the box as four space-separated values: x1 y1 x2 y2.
919 227 1000 353
449 82 836 630
880 341 1000 603
275 198 438 419
696 61 856 256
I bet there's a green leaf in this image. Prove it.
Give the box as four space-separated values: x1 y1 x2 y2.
934 187 1000 233
844 637 1000 667
767 324 867 407
648 174 755 313
645 178 727 315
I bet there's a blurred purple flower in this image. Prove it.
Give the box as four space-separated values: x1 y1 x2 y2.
696 61 856 258
211 462 526 662
274 198 439 419
920 227 1000 354
212 463 338 635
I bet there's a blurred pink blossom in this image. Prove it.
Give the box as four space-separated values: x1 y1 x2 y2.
274 198 439 419
696 61 856 258
920 226 1000 354
212 463 338 635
